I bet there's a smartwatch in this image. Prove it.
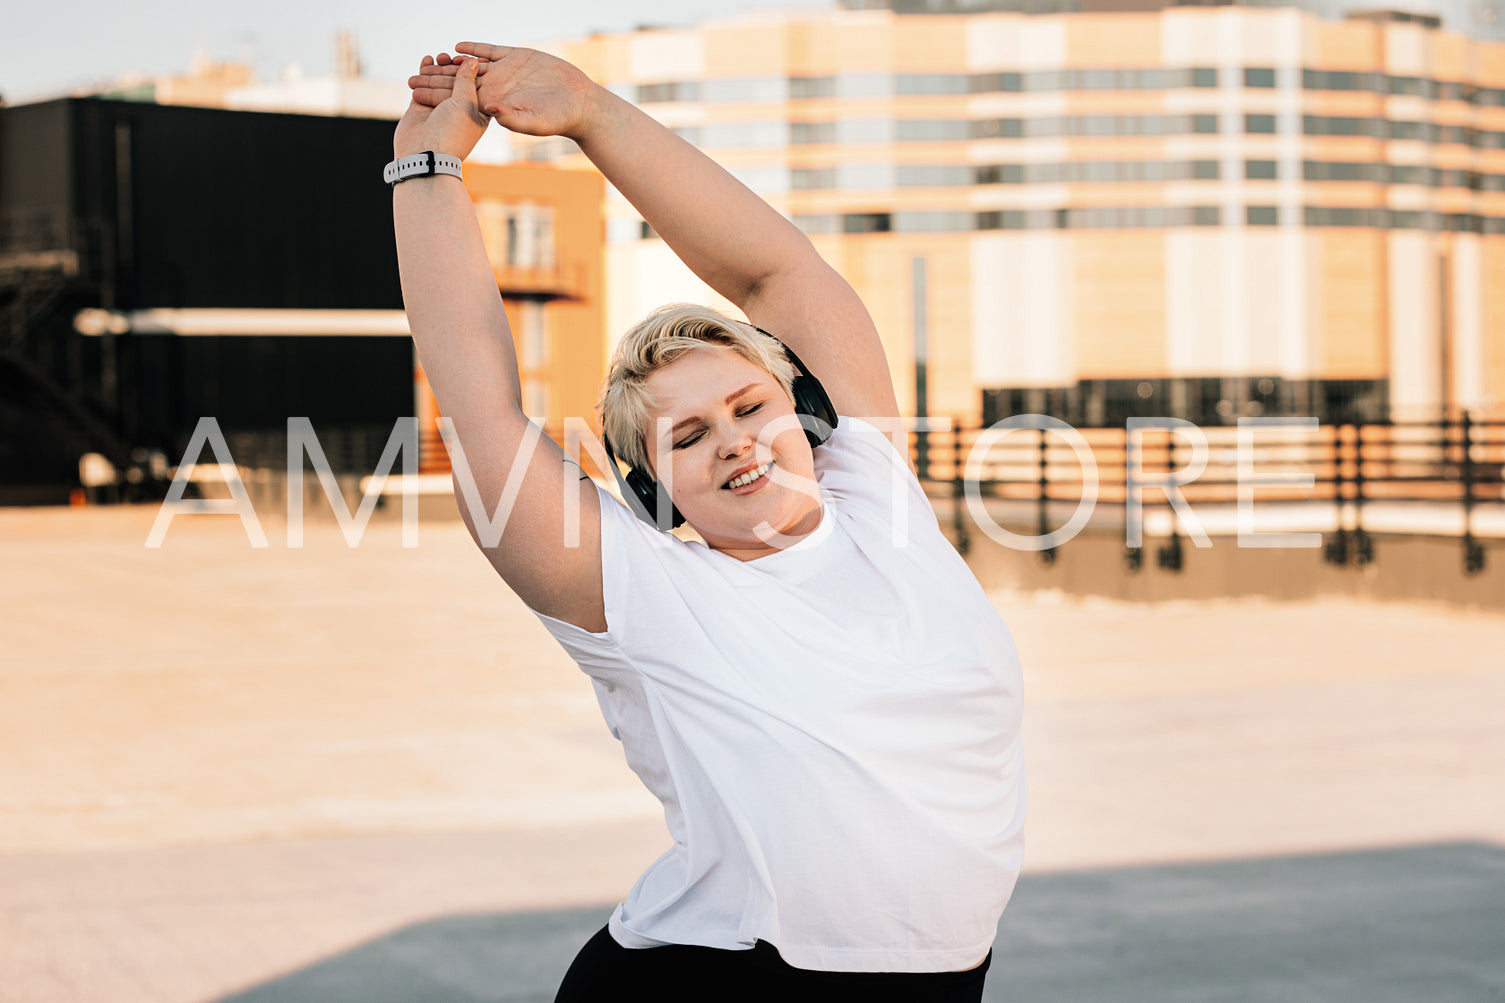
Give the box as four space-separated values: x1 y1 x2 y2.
384 151 463 187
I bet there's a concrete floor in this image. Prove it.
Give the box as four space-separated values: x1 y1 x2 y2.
3 503 1504 1002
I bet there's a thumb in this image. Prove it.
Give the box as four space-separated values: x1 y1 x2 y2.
453 56 480 102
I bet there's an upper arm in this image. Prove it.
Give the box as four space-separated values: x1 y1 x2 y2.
447 406 608 634
740 252 902 426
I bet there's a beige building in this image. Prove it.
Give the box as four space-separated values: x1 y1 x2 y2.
527 3 1505 427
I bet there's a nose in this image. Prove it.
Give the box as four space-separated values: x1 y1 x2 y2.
716 420 753 460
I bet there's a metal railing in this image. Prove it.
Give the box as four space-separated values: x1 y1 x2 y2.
908 414 1505 575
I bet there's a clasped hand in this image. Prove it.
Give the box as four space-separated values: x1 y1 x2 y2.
395 42 599 160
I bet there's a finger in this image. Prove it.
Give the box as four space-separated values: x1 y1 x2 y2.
453 56 480 101
409 72 457 93
436 52 453 65
455 41 513 61
420 54 434 69
418 62 461 77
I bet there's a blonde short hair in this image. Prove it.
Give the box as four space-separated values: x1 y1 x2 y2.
599 303 797 474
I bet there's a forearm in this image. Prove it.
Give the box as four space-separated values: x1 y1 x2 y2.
393 175 523 418
574 88 818 308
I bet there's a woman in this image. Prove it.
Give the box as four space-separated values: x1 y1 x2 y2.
394 45 1025 1002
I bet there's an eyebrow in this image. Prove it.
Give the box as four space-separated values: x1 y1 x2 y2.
670 382 764 436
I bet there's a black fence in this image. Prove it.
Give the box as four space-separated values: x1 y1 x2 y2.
909 413 1505 576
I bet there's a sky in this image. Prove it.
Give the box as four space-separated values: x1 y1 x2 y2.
0 0 837 105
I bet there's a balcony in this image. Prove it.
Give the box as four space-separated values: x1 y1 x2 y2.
489 260 586 300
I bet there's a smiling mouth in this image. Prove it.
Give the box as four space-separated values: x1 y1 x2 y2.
724 460 774 490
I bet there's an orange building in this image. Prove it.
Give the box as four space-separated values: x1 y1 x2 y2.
415 163 606 472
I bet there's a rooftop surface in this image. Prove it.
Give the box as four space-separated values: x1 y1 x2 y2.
3 503 1502 1001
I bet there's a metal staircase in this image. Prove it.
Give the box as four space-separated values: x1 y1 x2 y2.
0 210 134 478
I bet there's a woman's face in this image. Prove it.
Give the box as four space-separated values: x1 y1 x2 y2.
642 344 822 557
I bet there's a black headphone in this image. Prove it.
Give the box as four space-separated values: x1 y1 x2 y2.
601 329 838 531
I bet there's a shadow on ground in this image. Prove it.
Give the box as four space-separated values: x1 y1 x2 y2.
216 841 1505 1003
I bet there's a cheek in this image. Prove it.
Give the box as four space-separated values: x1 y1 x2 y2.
756 412 804 453
668 454 715 497
773 425 813 468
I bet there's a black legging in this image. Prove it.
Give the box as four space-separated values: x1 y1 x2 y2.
554 925 991 1003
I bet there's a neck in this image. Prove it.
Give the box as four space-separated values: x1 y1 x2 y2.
710 499 825 563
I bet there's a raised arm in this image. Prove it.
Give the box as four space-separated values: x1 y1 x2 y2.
418 44 901 423
395 55 606 633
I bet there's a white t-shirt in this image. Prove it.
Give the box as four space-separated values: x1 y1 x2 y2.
531 416 1026 973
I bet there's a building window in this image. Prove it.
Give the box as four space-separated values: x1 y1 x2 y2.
475 201 556 271
843 213 891 234
728 166 791 193
1244 68 1276 88
897 164 973 187
1304 116 1384 137
896 73 968 95
1305 206 1382 227
637 81 700 103
1302 69 1382 92
896 119 969 141
1303 160 1379 182
789 76 835 99
521 301 547 368
523 380 549 425
791 214 840 235
837 73 891 98
699 121 788 148
1245 114 1277 134
1434 125 1471 145
968 71 1021 93
1081 69 1118 91
703 77 786 102
1388 75 1431 97
792 167 837 190
894 211 975 233
1247 206 1280 226
1391 164 1428 185
791 121 837 145
1388 120 1425 141
1246 159 1278 180
839 163 895 189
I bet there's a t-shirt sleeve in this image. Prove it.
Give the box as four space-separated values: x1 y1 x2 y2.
814 416 936 529
526 478 684 681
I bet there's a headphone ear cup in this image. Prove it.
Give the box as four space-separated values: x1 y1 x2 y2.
604 429 685 531
759 333 838 448
790 372 837 448
624 464 685 531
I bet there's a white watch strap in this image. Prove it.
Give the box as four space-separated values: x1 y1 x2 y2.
384 151 464 186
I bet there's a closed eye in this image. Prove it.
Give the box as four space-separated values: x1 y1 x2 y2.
672 402 765 450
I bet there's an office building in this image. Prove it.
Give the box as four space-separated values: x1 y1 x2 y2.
530 3 1505 426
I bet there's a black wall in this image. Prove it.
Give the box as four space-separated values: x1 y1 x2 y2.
0 98 416 498
62 98 405 309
